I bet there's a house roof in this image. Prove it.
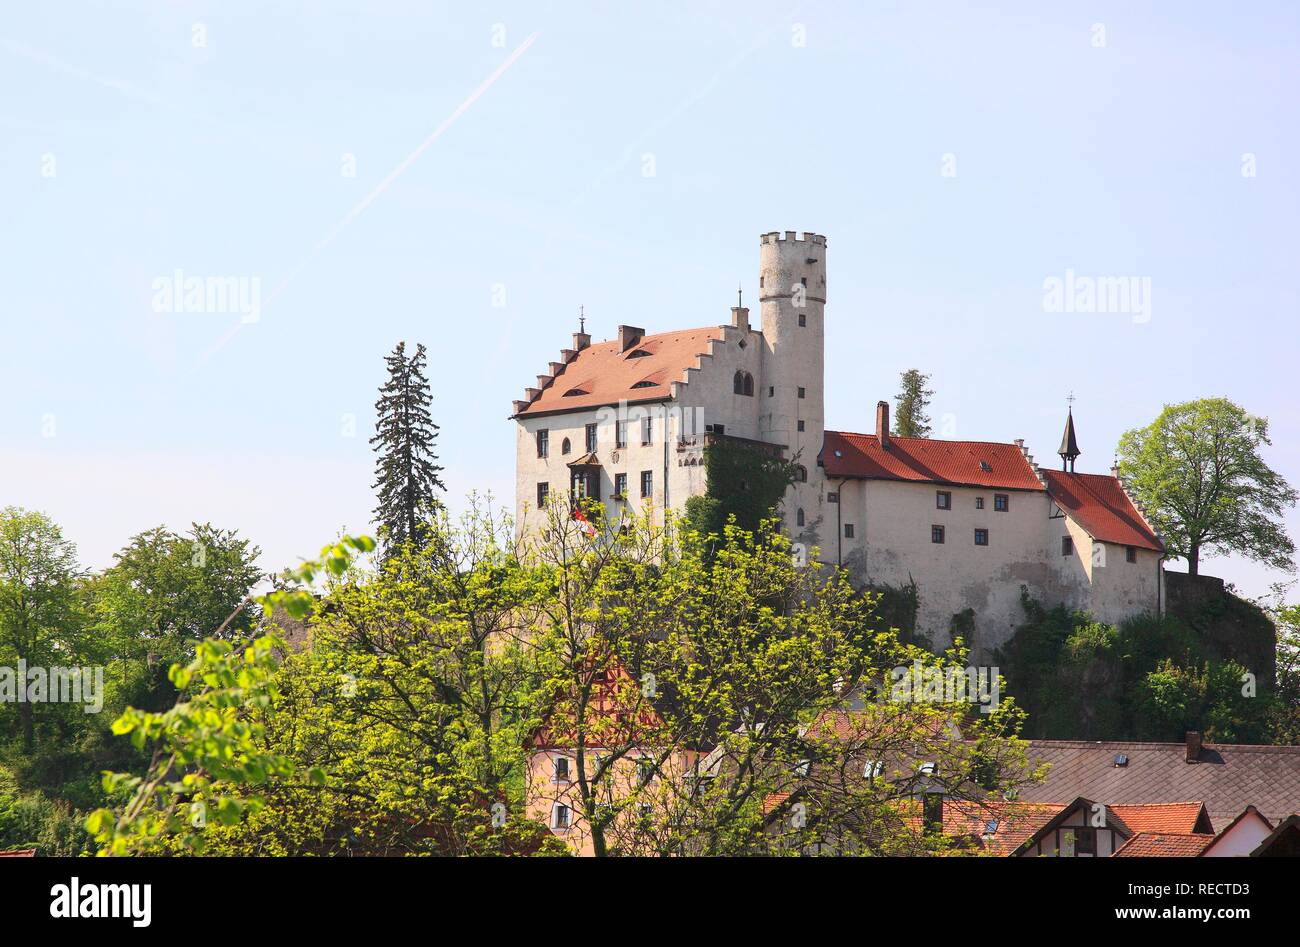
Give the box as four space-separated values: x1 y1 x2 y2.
1019 739 1300 829
1108 802 1210 834
514 327 724 417
820 432 1046 492
1113 832 1215 857
1041 470 1163 552
0 849 35 857
942 800 1065 856
1250 814 1300 856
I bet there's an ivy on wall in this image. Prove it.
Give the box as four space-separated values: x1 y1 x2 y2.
682 438 800 542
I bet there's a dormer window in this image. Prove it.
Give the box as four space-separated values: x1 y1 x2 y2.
631 380 655 389
626 349 651 359
562 387 588 397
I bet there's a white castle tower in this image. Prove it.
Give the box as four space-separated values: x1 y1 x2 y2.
758 231 828 540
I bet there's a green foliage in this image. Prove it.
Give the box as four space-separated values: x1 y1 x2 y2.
893 369 934 438
86 536 376 856
523 504 1040 856
0 763 92 855
371 341 446 554
682 438 800 543
0 507 84 751
86 523 262 711
997 588 1278 742
1117 398 1296 575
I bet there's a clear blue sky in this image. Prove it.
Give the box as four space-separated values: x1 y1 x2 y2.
2 2 1297 601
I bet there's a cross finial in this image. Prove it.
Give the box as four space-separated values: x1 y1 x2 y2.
1066 391 1076 409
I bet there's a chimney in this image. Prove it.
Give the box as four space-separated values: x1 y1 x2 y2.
730 306 749 330
1185 730 1202 763
572 330 591 352
876 401 890 450
617 325 644 352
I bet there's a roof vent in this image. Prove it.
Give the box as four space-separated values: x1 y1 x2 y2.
1113 753 1129 768
980 461 992 472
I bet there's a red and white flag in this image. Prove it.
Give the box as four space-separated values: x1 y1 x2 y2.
573 508 597 538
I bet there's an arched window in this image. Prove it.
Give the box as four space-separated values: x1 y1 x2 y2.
796 508 805 527
733 371 754 396
561 437 571 455
795 465 808 482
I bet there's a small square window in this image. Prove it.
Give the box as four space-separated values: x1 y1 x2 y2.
537 482 549 506
769 386 775 397
994 494 1009 512
1075 827 1096 855
553 803 571 830
974 528 988 546
1126 546 1137 563
827 491 839 503
1062 536 1074 557
975 497 985 510
797 419 805 432
936 491 951 510
932 525 945 544
798 387 806 399
844 524 855 539
798 313 806 327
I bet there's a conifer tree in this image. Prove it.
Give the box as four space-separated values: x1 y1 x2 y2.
370 342 445 552
893 368 934 438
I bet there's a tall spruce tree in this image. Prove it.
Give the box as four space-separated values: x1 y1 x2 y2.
371 341 445 552
893 368 934 437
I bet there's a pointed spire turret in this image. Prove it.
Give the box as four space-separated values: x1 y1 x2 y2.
1058 398 1081 472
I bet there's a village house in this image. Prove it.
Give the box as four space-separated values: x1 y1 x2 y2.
511 231 1165 658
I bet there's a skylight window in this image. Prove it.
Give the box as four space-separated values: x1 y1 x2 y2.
980 460 992 472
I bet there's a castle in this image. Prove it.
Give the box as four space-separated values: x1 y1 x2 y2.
511 231 1164 658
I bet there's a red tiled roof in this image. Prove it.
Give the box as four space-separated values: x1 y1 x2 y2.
820 432 1045 492
516 327 724 417
1041 470 1163 552
0 849 35 857
1112 832 1214 857
942 800 1065 856
1109 802 1209 834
